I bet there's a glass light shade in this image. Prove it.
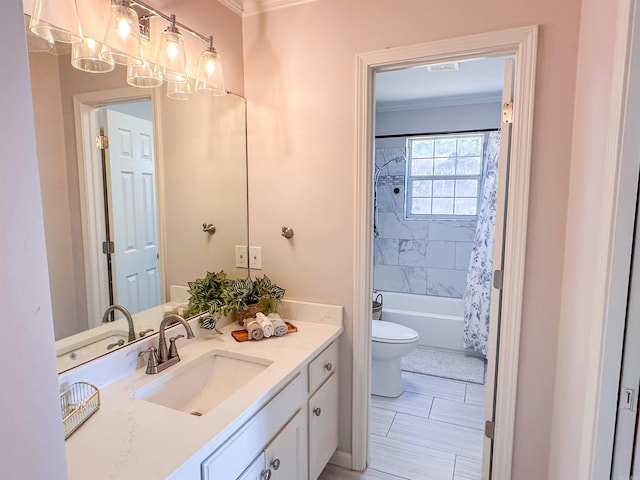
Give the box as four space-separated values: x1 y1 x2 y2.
155 29 188 82
72 38 114 73
195 49 225 96
167 79 193 101
30 0 82 44
102 3 142 66
127 60 162 88
25 15 53 52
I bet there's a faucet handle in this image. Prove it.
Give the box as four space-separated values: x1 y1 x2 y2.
168 335 185 359
138 346 159 374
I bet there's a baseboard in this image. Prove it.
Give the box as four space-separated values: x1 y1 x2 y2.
329 450 353 470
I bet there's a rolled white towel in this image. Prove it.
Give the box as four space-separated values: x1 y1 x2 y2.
268 314 288 337
245 319 264 341
256 312 274 338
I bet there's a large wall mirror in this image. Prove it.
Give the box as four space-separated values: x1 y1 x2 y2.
26 20 249 373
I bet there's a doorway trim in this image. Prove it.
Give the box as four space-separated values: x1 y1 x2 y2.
352 25 538 477
73 87 166 324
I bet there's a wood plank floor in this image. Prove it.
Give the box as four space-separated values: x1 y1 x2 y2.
319 371 485 480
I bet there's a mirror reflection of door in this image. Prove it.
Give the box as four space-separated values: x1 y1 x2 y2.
103 104 161 316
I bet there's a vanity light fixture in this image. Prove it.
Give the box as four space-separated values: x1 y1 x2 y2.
195 37 225 96
155 15 188 82
29 0 82 44
72 38 115 73
102 0 143 66
28 0 226 100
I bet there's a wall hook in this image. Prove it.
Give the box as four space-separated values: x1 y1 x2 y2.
281 226 294 239
202 223 216 235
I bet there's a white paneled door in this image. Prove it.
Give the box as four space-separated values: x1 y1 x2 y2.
104 109 160 314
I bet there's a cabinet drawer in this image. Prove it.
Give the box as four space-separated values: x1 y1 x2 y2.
201 373 305 480
308 341 338 394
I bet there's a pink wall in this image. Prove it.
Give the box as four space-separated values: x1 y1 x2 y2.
0 0 67 477
243 0 581 477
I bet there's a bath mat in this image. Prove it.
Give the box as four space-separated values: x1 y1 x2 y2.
400 346 486 384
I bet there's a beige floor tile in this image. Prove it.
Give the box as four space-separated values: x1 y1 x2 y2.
369 435 455 480
370 406 396 437
429 398 484 430
371 391 434 419
401 372 466 402
454 455 482 480
388 412 484 459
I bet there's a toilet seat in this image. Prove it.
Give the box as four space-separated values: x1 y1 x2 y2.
371 320 419 344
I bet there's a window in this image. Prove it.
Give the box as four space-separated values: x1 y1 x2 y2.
406 133 484 219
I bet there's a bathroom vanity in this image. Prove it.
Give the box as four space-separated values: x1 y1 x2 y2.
60 300 342 479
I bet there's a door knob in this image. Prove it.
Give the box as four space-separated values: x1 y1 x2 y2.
271 458 280 470
325 362 333 372
313 407 322 416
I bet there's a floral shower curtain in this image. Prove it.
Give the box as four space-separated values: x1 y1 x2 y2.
463 131 501 357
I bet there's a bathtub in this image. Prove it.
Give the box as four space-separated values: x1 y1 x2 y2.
374 291 465 351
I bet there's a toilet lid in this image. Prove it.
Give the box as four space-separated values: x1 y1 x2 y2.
371 321 419 344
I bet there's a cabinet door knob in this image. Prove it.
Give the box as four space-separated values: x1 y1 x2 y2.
325 362 333 372
313 407 322 416
261 469 272 480
271 458 281 470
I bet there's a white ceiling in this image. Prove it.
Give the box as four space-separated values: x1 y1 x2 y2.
375 56 510 107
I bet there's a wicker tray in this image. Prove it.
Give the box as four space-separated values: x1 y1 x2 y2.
231 321 298 342
61 382 100 440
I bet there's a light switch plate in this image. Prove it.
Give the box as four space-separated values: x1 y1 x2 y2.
235 245 248 268
249 246 262 270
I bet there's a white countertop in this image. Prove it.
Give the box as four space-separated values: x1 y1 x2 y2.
63 304 342 480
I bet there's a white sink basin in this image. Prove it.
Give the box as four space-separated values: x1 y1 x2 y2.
133 350 272 416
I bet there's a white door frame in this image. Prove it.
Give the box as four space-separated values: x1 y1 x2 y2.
73 87 167 324
582 0 640 477
352 26 538 478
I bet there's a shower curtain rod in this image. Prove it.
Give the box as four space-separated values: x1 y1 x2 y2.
375 127 499 139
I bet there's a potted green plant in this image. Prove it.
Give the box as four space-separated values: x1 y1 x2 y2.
222 275 286 325
185 270 232 331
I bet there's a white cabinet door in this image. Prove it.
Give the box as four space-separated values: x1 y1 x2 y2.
308 373 338 480
265 409 307 480
238 453 266 480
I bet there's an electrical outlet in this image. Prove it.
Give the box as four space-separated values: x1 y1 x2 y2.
235 245 249 268
249 246 262 270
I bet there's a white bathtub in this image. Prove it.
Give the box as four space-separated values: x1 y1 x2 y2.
375 291 465 351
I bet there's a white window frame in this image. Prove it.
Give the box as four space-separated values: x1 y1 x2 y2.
405 132 486 220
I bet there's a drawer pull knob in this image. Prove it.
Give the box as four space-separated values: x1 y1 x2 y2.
314 407 322 416
261 469 272 480
271 458 281 470
325 362 333 372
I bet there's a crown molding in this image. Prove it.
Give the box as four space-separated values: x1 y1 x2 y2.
376 92 502 113
217 0 244 16
243 0 318 17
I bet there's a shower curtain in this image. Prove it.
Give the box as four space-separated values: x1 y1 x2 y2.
463 131 501 357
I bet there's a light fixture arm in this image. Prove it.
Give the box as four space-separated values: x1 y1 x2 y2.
130 0 214 46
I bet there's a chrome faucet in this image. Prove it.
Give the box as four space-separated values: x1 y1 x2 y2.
139 314 195 374
102 304 136 342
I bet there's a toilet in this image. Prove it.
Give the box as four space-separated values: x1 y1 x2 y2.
371 320 419 397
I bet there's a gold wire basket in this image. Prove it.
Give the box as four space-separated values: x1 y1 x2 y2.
60 381 100 440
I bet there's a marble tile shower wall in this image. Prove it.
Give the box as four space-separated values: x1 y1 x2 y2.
374 147 477 298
